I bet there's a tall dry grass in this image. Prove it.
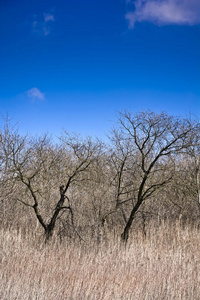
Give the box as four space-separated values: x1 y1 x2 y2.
1 220 200 300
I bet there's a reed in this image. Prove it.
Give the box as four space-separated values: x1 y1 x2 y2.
1 220 200 299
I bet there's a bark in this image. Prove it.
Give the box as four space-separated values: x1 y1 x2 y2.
121 197 143 242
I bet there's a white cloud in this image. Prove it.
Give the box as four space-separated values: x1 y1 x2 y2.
44 13 54 22
32 12 54 36
43 26 51 36
126 0 200 28
26 88 45 101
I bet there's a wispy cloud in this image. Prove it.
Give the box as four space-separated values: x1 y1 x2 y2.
32 12 55 36
126 0 200 28
26 88 45 101
44 13 54 22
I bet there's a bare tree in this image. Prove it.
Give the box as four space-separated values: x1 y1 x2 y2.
0 120 101 240
110 111 200 242
0 118 22 224
101 129 135 226
186 142 200 215
1 112 199 243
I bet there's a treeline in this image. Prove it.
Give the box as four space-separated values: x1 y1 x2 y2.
0 111 200 243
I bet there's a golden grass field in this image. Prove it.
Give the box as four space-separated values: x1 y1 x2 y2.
1 221 200 300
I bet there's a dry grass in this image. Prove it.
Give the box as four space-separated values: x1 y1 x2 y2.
1 221 200 300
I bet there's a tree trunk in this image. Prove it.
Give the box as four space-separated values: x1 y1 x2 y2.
44 192 66 241
121 198 143 243
196 156 200 214
44 227 54 242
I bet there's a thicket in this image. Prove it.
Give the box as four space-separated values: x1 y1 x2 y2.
0 110 200 243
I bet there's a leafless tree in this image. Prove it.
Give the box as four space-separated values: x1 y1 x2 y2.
0 119 101 240
1 112 199 243
186 141 200 215
110 111 200 242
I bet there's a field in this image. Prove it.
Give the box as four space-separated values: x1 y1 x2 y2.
1 220 200 300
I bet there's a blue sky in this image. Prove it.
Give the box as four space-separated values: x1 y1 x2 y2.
0 0 200 140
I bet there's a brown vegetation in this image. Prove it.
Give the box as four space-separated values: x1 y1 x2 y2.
1 111 200 243
0 110 200 298
1 220 200 299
